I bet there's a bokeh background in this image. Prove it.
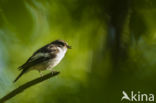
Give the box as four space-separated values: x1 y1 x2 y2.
0 0 156 103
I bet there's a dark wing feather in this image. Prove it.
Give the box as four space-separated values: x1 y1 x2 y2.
14 56 52 82
19 57 50 69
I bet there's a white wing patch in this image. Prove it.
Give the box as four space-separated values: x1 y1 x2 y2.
29 53 49 62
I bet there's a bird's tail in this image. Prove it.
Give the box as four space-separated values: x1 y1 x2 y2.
13 69 26 83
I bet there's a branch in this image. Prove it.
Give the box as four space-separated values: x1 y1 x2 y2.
0 71 60 103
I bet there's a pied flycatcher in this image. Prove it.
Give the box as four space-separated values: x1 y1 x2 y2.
14 40 71 82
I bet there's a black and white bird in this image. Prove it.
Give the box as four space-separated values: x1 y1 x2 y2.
14 40 71 82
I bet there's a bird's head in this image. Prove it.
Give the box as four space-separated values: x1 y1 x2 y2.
51 40 72 50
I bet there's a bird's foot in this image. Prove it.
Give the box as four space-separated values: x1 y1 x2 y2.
51 70 58 75
38 70 43 77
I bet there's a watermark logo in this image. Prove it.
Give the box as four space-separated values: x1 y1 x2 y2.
121 91 131 101
121 91 154 102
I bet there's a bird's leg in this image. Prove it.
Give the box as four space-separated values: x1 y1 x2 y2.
49 68 58 75
38 70 43 77
51 69 54 75
50 68 54 75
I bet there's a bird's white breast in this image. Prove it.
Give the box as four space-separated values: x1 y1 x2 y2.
56 47 67 62
49 47 67 69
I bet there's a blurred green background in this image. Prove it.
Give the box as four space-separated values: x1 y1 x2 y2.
0 0 156 103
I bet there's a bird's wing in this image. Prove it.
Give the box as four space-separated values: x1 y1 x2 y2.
18 45 58 70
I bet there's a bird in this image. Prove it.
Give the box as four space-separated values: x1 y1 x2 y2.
14 40 71 82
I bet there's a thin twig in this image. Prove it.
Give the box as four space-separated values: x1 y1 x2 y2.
0 71 60 103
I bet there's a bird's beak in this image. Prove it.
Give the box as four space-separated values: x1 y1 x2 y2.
67 45 72 49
